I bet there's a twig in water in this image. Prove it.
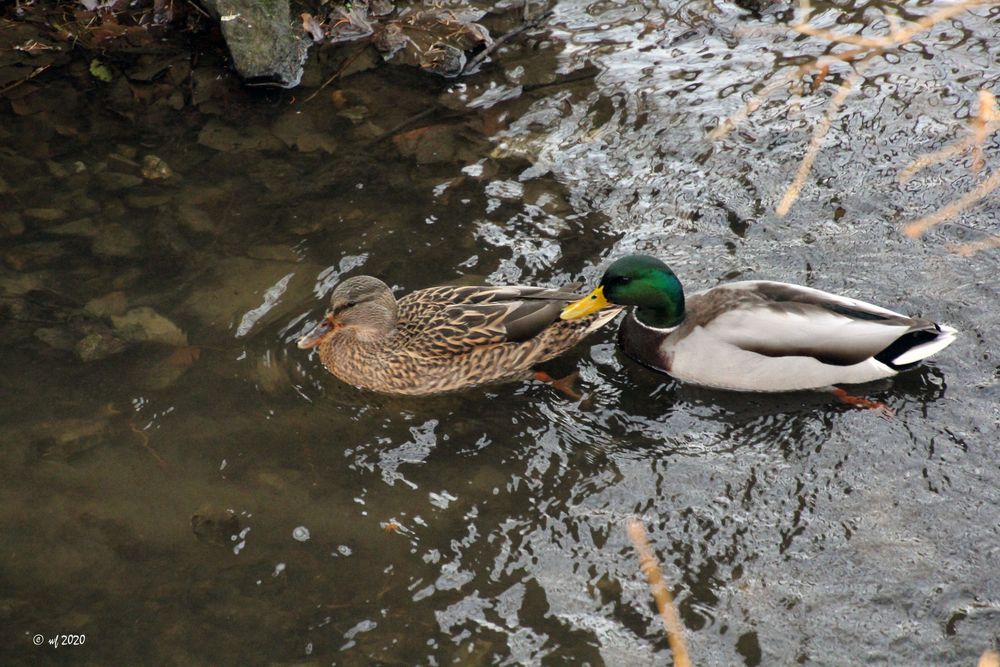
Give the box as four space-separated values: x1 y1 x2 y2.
900 90 1000 183
461 10 553 76
902 90 1000 239
776 66 864 217
368 106 439 145
710 0 992 217
185 0 211 19
947 234 1000 257
903 168 1000 239
626 518 692 667
301 44 371 104
130 420 171 472
0 64 50 95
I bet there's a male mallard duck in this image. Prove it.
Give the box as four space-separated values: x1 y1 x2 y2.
298 275 622 396
561 255 957 392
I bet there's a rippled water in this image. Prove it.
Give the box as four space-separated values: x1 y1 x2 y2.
3 1 999 665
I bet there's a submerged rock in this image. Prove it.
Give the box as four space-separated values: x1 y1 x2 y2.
271 111 337 154
251 350 292 395
125 193 172 209
85 291 128 319
112 307 188 346
49 218 100 238
23 208 67 223
176 203 222 236
92 224 141 258
96 172 144 191
3 242 65 271
198 118 284 152
140 155 172 180
0 212 25 237
140 348 197 391
393 124 483 165
76 330 130 362
33 327 78 353
191 505 241 548
181 257 316 332
34 416 111 461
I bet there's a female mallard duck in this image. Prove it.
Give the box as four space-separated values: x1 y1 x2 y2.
561 255 957 392
298 275 622 396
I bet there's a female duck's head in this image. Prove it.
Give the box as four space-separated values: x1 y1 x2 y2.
298 276 399 348
561 255 685 329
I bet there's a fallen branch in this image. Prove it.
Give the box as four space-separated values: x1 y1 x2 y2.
626 518 692 667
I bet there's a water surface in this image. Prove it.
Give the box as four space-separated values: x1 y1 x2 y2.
2 1 998 665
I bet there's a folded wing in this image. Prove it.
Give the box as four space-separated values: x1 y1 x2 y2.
700 281 953 368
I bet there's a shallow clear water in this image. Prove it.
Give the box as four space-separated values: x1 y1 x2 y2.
2 1 999 665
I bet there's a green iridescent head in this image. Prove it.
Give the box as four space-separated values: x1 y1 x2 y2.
601 255 685 328
561 255 685 328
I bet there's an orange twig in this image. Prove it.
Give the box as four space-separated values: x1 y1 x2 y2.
777 67 863 217
947 234 1000 257
903 168 1000 238
627 519 692 667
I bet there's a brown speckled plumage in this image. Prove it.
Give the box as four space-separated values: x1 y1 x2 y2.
299 276 621 396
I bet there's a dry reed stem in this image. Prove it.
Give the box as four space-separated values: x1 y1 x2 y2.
903 167 1000 238
626 518 692 667
710 0 991 217
970 90 1000 173
708 50 864 142
898 138 973 184
946 234 1000 257
903 90 1000 239
980 650 1000 667
901 90 1000 183
792 0 992 51
776 67 863 217
714 0 987 143
792 24 886 49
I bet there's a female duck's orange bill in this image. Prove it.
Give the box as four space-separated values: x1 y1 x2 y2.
297 315 337 349
560 286 610 320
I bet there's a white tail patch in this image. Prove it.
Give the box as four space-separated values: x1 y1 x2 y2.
893 324 958 366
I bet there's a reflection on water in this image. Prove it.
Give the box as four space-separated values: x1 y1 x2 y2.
2 1 1000 665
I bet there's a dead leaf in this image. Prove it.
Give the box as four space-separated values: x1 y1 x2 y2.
301 13 325 42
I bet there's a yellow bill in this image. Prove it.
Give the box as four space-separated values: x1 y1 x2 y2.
560 286 610 320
